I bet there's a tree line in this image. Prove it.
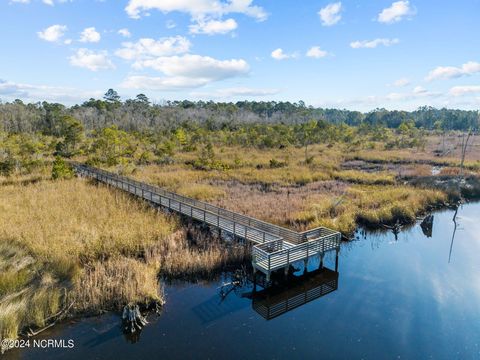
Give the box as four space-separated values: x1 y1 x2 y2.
1 89 478 134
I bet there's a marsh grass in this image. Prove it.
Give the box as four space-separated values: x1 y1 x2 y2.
126 144 449 235
0 177 243 344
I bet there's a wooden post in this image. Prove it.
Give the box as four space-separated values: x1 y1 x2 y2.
335 248 339 272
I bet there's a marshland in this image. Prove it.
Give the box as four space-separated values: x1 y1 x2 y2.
0 98 479 356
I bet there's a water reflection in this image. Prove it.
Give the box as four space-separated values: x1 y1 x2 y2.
420 214 434 238
251 267 339 320
192 262 340 323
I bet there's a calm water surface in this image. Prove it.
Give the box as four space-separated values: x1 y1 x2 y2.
6 203 480 360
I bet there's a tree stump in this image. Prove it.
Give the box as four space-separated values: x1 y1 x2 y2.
122 304 148 334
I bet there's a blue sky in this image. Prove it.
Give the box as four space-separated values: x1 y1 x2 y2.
1 0 480 110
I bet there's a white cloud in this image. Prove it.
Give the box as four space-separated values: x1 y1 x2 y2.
192 87 280 98
37 24 67 42
391 78 411 87
386 86 439 101
125 0 267 21
79 27 101 43
426 61 480 81
133 54 249 79
318 2 342 26
118 28 131 38
115 36 191 61
0 79 102 104
378 1 415 24
306 46 328 59
271 48 298 60
449 85 480 97
69 49 115 71
121 75 206 90
413 85 427 94
189 18 237 35
350 38 399 49
122 54 250 90
166 20 177 29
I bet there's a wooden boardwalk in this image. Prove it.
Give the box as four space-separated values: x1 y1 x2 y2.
72 163 341 282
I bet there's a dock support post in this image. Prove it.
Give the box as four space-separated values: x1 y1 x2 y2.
266 271 271 283
335 248 339 272
303 259 308 274
284 266 289 276
319 253 325 269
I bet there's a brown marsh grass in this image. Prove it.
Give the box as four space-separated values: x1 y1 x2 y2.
0 177 244 346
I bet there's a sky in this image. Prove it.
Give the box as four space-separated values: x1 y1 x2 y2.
1 0 480 111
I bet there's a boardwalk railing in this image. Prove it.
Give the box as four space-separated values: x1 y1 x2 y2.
71 162 341 275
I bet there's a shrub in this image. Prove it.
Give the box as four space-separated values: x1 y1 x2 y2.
51 157 73 180
269 158 287 168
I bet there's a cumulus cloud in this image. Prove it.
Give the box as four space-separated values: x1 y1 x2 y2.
449 85 480 97
318 2 342 26
189 18 237 35
69 49 115 71
121 54 249 90
124 0 267 21
271 48 298 60
134 54 249 78
37 24 67 42
115 36 191 61
350 38 399 49
79 27 101 43
118 28 131 38
306 46 328 59
378 1 415 24
426 61 480 81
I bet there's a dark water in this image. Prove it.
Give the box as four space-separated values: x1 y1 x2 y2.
6 203 480 360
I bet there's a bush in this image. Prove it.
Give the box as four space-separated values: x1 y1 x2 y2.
269 159 287 168
0 158 16 177
51 157 73 180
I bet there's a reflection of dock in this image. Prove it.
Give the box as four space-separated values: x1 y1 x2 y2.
252 267 339 320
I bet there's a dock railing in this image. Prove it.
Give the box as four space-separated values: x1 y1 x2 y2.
71 162 342 274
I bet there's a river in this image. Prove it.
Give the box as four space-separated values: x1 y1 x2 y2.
5 203 480 359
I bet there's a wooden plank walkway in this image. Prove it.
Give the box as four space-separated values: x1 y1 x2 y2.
71 162 341 282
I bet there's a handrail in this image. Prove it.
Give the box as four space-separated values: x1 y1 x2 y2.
71 162 305 243
71 162 342 272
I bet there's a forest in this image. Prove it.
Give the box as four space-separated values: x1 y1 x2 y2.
1 89 479 135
